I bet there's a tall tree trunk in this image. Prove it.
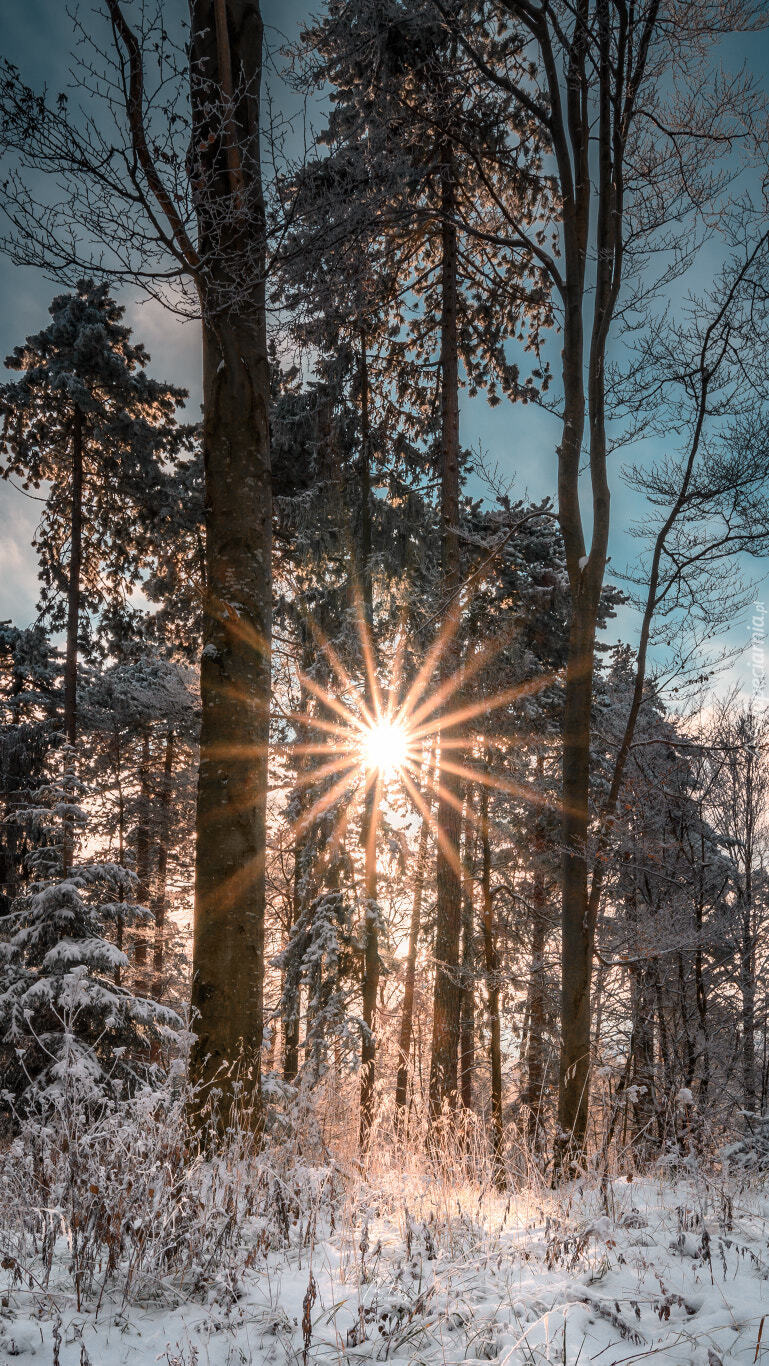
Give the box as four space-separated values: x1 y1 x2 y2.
523 754 548 1147
557 592 603 1164
189 0 271 1126
629 960 656 1152
459 805 475 1112
133 727 152 992
480 782 503 1183
115 726 125 987
429 140 463 1120
152 728 175 998
282 841 303 1083
358 333 379 1149
64 404 84 751
395 778 432 1127
62 403 84 875
694 858 710 1104
741 895 757 1114
524 881 548 1148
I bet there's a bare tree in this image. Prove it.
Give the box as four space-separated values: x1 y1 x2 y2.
446 0 763 1164
1 1 273 1125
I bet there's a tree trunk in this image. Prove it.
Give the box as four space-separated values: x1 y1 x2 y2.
741 896 757 1114
523 754 549 1148
395 773 432 1128
429 140 463 1121
358 333 379 1149
62 403 84 876
188 0 271 1127
524 882 548 1148
133 727 152 992
556 594 601 1165
152 728 175 998
459 806 475 1112
283 830 305 1084
629 961 656 1152
480 783 503 1182
64 404 84 750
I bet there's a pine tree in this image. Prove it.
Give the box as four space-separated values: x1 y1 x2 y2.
0 623 61 914
0 281 187 750
0 755 179 1121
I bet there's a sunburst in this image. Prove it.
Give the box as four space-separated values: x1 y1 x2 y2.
280 591 559 866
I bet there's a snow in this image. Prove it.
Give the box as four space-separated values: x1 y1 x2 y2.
2 1164 769 1364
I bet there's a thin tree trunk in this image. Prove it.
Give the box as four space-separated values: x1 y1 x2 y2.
395 750 434 1128
459 805 475 1112
152 728 175 998
283 825 305 1083
133 727 152 991
480 783 503 1183
358 333 379 1149
741 897 757 1113
524 883 547 1147
115 726 125 987
429 140 463 1121
62 403 84 875
523 754 548 1147
64 404 84 750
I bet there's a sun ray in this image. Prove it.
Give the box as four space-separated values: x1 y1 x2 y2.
399 765 464 880
352 580 385 723
392 603 461 729
287 710 363 745
292 752 360 789
437 756 558 813
298 669 368 732
303 615 378 730
383 615 410 722
293 766 363 837
403 622 520 735
410 672 560 743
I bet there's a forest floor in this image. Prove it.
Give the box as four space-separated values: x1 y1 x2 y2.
2 1146 768 1366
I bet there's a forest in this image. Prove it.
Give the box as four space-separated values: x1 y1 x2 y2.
2 1 769 1363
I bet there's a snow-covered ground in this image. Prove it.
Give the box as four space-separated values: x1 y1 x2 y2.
2 1158 768 1365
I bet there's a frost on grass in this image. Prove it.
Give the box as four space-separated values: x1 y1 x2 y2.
1 1085 769 1365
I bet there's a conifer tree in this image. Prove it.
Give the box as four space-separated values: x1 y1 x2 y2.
0 755 179 1120
0 282 186 751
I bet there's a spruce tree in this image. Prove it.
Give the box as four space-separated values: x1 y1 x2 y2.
0 281 187 751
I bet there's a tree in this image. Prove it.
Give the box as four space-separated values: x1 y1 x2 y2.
0 282 185 754
704 699 769 1118
0 756 178 1121
0 624 61 915
448 0 763 1165
0 0 274 1128
295 0 554 1121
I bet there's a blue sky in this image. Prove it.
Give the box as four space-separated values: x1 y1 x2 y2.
2 2 768 698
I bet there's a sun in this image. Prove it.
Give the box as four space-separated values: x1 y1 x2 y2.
361 717 410 775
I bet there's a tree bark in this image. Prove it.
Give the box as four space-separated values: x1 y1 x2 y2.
152 728 175 998
459 806 475 1112
480 783 503 1182
358 333 379 1149
61 403 84 876
524 879 548 1147
741 895 757 1114
189 1 271 1127
429 140 464 1120
64 404 84 751
133 727 152 991
395 767 433 1127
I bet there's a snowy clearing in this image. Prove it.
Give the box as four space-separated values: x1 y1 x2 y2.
2 1165 769 1366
